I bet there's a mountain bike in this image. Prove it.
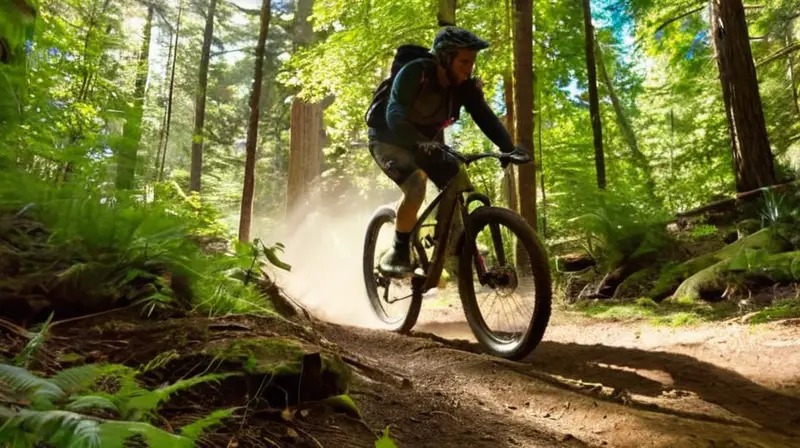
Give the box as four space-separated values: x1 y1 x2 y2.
362 146 552 360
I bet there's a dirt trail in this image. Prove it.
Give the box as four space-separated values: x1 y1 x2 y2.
317 307 800 448
260 200 800 447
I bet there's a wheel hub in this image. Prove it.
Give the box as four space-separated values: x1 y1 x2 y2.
485 266 518 293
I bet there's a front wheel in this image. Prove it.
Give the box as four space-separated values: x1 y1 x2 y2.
459 206 552 360
363 206 422 333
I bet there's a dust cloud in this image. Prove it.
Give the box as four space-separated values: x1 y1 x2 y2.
255 181 399 329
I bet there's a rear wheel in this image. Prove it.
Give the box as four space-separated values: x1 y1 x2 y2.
363 206 422 333
458 206 552 360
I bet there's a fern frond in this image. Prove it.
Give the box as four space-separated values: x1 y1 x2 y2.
121 373 237 420
50 364 106 395
0 364 64 405
65 395 121 413
0 407 101 448
99 420 194 448
180 407 239 441
11 313 54 368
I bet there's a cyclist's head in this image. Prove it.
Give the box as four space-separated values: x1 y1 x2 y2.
431 26 489 84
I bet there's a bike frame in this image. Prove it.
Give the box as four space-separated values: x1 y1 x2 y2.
406 157 509 294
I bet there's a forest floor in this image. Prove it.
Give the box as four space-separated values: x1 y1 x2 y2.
313 289 800 448
5 292 799 448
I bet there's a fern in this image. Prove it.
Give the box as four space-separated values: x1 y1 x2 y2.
11 312 53 368
0 407 196 448
65 395 121 413
0 364 64 406
50 364 107 396
99 420 193 448
120 372 238 420
180 408 238 441
0 407 102 448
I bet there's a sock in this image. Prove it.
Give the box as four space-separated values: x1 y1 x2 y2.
394 230 411 250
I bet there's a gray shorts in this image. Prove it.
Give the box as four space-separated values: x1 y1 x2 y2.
369 141 460 190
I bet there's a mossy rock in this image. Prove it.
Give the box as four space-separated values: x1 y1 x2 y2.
613 267 659 299
205 337 350 392
650 229 792 300
670 250 800 303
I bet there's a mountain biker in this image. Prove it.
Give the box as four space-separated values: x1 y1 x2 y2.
368 26 531 277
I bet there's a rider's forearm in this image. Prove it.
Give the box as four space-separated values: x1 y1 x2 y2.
463 83 516 153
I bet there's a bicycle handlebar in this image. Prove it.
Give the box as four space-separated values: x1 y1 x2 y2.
447 148 530 167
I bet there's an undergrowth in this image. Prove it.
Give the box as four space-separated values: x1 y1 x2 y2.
0 170 290 319
0 362 237 447
568 297 738 326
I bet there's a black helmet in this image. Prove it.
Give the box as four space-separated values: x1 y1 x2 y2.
432 26 490 54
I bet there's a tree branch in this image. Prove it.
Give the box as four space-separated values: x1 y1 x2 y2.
226 0 260 16
756 41 800 68
652 4 706 36
211 46 254 57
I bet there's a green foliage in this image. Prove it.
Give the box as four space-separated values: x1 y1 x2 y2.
0 362 235 448
690 224 718 239
570 199 673 270
375 425 398 448
749 299 800 324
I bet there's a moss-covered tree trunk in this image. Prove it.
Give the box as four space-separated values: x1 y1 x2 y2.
581 0 605 190
710 0 777 193
238 0 271 242
190 0 217 193
116 6 153 190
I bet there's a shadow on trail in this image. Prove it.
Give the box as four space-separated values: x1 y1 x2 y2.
416 320 800 436
523 340 800 437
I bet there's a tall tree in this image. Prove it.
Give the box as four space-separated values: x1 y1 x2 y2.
711 0 776 192
158 0 183 182
503 72 518 212
238 0 271 242
285 0 323 214
581 0 605 190
514 0 536 232
190 0 218 192
502 0 518 213
595 40 654 196
116 6 153 190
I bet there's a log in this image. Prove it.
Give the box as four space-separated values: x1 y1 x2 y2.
676 180 800 218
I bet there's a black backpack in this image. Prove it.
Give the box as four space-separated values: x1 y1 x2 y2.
364 44 434 129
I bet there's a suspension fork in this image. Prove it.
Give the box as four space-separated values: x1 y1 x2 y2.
464 193 507 281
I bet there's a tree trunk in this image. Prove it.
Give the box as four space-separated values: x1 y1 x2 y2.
159 0 183 182
594 40 655 196
116 6 152 190
238 0 271 242
710 0 776 192
437 0 457 26
785 31 800 118
286 0 323 215
581 0 606 190
514 0 536 233
190 0 217 193
502 72 518 212
286 101 323 213
154 17 174 180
